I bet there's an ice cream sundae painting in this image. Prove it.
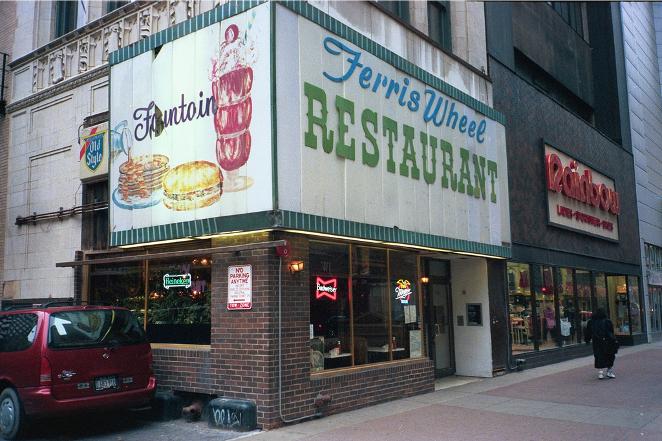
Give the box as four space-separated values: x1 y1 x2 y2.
211 19 257 192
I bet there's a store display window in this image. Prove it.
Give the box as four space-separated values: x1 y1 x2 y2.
607 275 629 335
575 270 592 340
556 268 578 346
534 265 557 350
309 241 423 372
594 273 609 316
507 262 534 353
627 276 642 334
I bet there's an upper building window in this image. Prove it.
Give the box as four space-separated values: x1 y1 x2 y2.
81 180 109 251
549 2 584 39
106 1 129 14
427 1 451 52
376 1 410 23
54 0 78 38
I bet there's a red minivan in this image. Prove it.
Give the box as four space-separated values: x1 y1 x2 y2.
0 305 156 440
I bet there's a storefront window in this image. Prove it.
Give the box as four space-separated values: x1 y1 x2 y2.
575 270 592 339
352 247 389 366
627 276 642 334
507 262 534 353
607 275 629 335
557 268 577 346
389 251 420 361
309 242 351 371
594 273 609 316
309 242 422 372
534 265 556 350
146 258 211 344
650 286 662 333
89 259 211 345
90 263 145 326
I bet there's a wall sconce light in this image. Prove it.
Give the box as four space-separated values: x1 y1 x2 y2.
420 276 430 284
289 260 304 273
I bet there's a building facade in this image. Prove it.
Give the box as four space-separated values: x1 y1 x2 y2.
1 0 657 430
486 2 646 369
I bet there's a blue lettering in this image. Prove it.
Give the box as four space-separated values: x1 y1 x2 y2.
322 37 363 83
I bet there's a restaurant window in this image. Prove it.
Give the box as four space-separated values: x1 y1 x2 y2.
310 242 351 371
389 250 420 361
309 242 422 372
575 270 592 339
627 276 642 334
507 262 534 353
81 180 109 250
427 1 451 52
89 258 211 345
352 247 388 366
55 0 78 38
556 268 578 346
376 1 410 23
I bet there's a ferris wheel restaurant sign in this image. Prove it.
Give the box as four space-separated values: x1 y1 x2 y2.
545 144 619 241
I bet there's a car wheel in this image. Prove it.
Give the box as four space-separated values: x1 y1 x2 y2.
0 388 22 440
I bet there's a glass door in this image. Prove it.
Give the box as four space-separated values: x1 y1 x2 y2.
426 281 454 377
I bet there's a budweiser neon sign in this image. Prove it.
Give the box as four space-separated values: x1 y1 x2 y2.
315 277 338 300
546 153 620 215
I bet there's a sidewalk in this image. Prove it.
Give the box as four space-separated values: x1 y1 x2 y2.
245 341 662 441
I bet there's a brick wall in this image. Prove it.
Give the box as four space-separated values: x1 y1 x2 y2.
151 231 434 429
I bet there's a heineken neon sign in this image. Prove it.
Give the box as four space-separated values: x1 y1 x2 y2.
163 273 192 289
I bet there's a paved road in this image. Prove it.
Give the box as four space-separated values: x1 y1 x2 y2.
21 408 254 441
21 341 662 440
245 341 662 441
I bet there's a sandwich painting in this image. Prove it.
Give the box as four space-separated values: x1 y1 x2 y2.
109 3 271 237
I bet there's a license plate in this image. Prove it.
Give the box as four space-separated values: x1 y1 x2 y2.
94 376 118 391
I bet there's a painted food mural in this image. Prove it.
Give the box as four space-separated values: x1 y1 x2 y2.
109 3 271 238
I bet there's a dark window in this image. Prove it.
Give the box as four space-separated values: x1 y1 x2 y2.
427 1 451 51
376 1 410 23
55 0 78 38
549 2 584 39
81 180 109 250
106 1 129 14
0 314 38 352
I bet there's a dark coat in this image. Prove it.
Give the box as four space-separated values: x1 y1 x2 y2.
584 318 616 369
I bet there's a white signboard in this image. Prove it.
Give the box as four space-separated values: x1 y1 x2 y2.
109 3 272 236
545 145 619 241
227 264 252 310
276 7 510 248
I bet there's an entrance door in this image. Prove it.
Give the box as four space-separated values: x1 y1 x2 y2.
427 281 455 377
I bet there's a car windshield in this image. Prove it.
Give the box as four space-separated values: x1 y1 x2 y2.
49 309 146 349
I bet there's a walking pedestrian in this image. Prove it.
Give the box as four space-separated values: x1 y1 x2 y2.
584 308 619 379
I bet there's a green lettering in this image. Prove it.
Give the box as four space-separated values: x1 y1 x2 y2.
399 124 420 179
382 116 398 174
487 160 498 203
361 108 379 167
304 82 334 153
457 148 473 195
422 132 437 185
472 154 487 199
439 140 457 190
335 95 356 160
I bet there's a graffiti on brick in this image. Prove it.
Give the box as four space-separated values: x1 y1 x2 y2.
212 407 243 428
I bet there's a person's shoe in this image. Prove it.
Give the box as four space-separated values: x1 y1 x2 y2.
598 370 605 379
607 369 615 379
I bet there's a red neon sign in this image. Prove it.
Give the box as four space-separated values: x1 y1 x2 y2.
315 277 338 301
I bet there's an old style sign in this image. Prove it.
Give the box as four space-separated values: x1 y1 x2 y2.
227 265 252 310
79 122 109 179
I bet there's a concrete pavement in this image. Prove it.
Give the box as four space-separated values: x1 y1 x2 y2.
245 341 662 441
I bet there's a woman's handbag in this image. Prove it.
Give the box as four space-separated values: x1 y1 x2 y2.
601 335 619 355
